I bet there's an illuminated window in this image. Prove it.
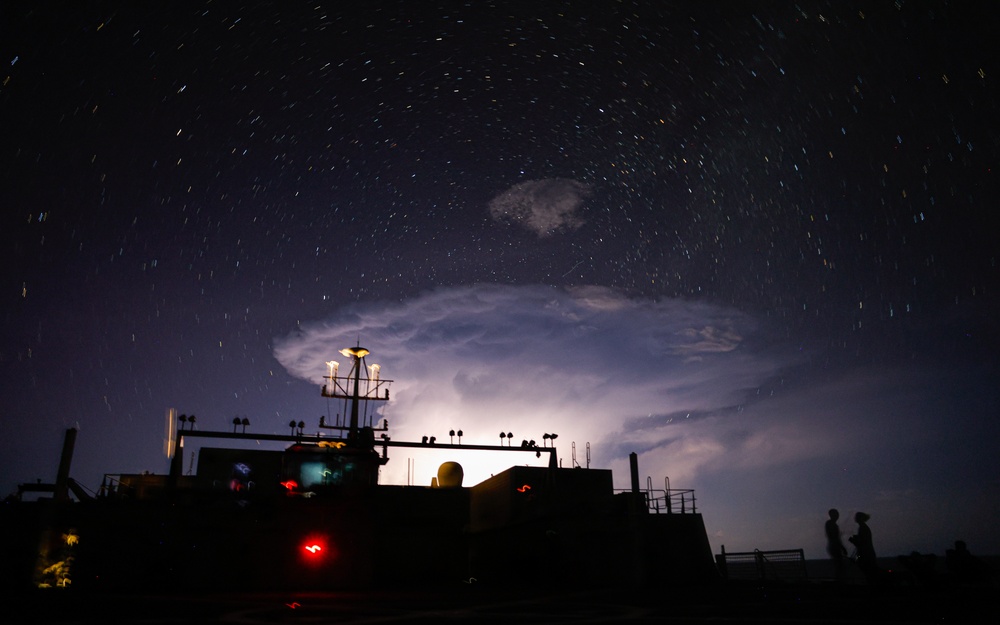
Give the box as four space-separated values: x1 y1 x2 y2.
300 462 338 487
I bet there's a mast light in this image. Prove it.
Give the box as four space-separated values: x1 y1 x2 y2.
340 346 369 359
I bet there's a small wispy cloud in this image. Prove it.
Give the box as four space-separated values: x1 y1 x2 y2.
488 178 591 236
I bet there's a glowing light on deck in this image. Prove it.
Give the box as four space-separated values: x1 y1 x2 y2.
299 535 332 566
318 441 347 449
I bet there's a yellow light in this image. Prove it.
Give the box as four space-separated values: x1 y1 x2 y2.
339 346 369 358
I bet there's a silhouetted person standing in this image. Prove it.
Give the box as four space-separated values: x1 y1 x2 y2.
946 540 991 582
850 511 880 583
825 508 848 582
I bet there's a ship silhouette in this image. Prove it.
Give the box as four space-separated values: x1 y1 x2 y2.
2 345 717 591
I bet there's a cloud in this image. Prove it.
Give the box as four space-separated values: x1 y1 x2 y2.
273 284 798 486
488 178 591 236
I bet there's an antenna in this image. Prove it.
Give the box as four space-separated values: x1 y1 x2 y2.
586 442 591 469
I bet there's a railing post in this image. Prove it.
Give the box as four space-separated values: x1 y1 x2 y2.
717 545 728 580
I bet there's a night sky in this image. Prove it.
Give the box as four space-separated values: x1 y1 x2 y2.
3 2 998 559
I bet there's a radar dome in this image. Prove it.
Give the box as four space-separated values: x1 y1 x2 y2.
437 462 464 488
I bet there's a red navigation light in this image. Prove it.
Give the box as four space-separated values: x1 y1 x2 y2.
517 484 532 493
298 535 333 567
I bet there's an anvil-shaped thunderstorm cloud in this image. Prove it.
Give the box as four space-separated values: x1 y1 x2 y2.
272 284 999 554
273 284 820 488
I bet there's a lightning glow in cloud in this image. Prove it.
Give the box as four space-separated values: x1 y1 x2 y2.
273 284 796 487
270 284 1000 556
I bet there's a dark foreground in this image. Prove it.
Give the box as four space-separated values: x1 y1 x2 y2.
3 580 997 625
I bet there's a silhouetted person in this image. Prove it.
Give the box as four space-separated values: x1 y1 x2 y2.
849 511 880 583
946 540 991 583
825 508 848 582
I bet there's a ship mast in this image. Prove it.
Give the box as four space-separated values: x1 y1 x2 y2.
320 344 391 444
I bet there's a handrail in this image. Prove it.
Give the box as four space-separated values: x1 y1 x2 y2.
716 547 807 581
614 487 697 514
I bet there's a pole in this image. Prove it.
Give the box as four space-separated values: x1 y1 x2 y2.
54 428 77 502
349 354 361 439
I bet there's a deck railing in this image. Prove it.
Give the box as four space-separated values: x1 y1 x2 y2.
715 546 808 582
614 487 698 514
